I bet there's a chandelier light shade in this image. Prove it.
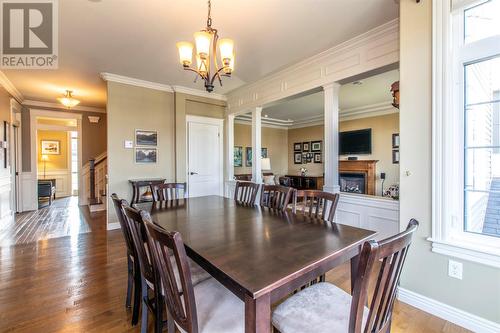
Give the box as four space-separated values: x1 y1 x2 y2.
57 90 80 109
176 0 234 92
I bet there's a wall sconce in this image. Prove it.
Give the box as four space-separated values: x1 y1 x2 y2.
88 116 100 123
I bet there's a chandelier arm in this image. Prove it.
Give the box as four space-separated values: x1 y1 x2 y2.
210 66 228 86
183 66 207 80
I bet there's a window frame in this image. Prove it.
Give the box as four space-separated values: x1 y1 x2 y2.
431 0 500 268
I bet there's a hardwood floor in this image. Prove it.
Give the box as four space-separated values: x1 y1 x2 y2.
0 205 471 332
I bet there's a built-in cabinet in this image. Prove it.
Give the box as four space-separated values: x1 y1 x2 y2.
284 175 324 190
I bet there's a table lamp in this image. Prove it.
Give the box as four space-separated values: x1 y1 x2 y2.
261 158 271 171
41 154 49 179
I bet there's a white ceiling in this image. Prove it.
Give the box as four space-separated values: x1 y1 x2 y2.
2 0 398 108
259 69 399 121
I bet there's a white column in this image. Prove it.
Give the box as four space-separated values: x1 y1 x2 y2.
226 114 235 181
252 107 262 183
323 83 341 193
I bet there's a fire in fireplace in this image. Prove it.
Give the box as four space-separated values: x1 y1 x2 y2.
339 172 366 194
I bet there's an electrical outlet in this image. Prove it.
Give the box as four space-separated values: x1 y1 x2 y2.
448 260 463 280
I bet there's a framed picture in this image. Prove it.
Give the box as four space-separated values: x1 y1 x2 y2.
234 146 243 167
41 140 60 155
261 147 268 158
136 148 157 164
135 129 158 146
245 147 252 167
294 142 302 152
392 150 400 164
314 153 322 163
311 140 322 152
392 133 400 149
294 152 302 164
302 142 310 152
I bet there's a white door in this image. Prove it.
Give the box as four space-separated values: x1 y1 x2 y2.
187 117 223 197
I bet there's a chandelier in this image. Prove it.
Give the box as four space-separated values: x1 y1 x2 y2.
57 90 80 109
176 0 234 92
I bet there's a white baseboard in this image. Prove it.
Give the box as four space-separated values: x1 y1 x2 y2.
397 287 500 333
107 222 121 231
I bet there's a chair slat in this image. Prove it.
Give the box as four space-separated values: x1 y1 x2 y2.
234 181 259 205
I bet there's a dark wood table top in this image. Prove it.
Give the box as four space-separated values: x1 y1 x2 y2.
137 195 376 300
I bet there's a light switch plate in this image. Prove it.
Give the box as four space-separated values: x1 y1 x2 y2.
124 140 133 149
448 260 463 280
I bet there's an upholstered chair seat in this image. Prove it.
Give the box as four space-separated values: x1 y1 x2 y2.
272 282 368 333
176 278 245 333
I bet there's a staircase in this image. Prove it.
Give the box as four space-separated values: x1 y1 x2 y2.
82 152 107 212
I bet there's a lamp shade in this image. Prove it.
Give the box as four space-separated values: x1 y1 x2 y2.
176 41 194 66
194 31 211 58
261 158 271 171
218 38 234 62
41 154 49 161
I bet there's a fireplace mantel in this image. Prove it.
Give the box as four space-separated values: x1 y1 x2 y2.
339 160 378 195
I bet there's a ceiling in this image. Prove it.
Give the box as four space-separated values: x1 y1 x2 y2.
257 69 399 122
2 0 398 108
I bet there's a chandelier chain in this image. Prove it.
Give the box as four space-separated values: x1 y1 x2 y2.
207 0 212 28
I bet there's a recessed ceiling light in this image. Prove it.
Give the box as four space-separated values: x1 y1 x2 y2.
352 81 363 86
264 114 269 118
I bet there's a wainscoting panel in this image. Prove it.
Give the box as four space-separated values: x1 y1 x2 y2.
21 172 37 212
0 173 12 224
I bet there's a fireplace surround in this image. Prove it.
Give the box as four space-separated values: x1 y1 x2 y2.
339 160 378 195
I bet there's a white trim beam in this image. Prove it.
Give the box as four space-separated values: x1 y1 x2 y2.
251 107 262 184
323 83 341 193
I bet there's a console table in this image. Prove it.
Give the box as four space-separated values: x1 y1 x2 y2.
129 178 166 204
284 175 324 190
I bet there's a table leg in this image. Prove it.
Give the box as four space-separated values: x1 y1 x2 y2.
350 253 360 294
245 293 271 333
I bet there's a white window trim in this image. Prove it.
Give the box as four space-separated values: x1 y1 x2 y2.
430 0 500 268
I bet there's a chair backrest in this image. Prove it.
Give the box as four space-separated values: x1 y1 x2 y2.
122 205 155 284
154 182 187 201
260 184 294 212
110 193 136 257
143 213 199 333
234 181 259 205
349 219 419 333
293 190 340 222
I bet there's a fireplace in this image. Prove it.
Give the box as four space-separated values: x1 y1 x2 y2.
339 172 366 194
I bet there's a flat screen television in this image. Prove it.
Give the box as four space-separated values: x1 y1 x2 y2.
339 128 372 155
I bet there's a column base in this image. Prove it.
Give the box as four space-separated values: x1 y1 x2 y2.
323 185 340 193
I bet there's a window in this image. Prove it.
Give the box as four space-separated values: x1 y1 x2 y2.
432 0 500 267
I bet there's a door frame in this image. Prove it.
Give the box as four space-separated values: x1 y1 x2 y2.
10 99 22 213
185 115 224 197
29 109 83 208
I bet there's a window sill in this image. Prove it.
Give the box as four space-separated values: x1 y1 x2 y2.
428 237 500 268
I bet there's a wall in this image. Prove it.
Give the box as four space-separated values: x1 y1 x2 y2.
107 82 175 223
21 107 106 171
37 130 68 170
0 87 13 221
288 125 324 176
399 0 500 324
339 113 399 196
233 123 288 176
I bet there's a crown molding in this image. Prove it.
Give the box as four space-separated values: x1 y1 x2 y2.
100 72 174 92
172 85 227 101
0 71 23 102
340 101 398 121
23 100 106 113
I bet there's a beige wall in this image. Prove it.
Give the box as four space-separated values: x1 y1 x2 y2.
233 123 288 176
400 0 500 323
287 125 324 176
339 113 399 196
107 82 175 223
21 107 107 172
37 130 68 170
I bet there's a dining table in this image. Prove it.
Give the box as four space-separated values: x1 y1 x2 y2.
136 195 377 333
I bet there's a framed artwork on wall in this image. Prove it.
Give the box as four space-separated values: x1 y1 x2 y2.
234 146 242 167
392 133 400 149
294 142 302 152
245 147 252 167
136 148 157 164
314 153 322 163
135 129 158 146
41 140 60 155
302 142 310 152
294 152 302 164
311 140 322 152
261 147 268 158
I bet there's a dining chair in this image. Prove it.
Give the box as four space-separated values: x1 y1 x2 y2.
110 194 141 326
272 219 419 333
234 181 259 205
143 212 245 333
123 204 211 333
153 182 187 201
260 184 294 212
293 190 340 222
